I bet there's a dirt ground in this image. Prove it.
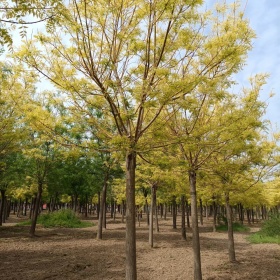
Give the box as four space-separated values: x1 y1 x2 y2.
0 214 279 280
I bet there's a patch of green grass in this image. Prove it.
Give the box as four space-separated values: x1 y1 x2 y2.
216 222 250 232
247 215 280 244
17 209 93 228
247 232 280 244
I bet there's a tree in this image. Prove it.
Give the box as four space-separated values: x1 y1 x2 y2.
164 74 266 277
16 1 256 278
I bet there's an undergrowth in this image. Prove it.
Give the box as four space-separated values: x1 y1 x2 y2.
216 222 250 232
18 209 93 228
248 214 280 244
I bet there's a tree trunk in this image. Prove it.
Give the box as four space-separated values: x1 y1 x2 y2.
29 183 43 237
213 200 217 232
149 185 155 248
103 202 107 229
246 209 251 225
186 200 190 228
155 202 159 233
145 199 149 226
113 200 116 221
239 203 244 224
181 195 186 240
189 170 202 280
199 199 203 226
172 196 176 229
0 189 6 226
97 173 108 240
29 197 34 219
24 197 28 216
225 193 236 262
164 203 167 220
17 198 22 218
121 200 125 223
85 194 88 218
125 151 137 280
97 191 100 220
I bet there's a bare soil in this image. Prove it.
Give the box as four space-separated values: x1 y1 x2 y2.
0 214 279 280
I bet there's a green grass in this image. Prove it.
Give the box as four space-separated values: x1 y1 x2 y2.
17 209 93 228
247 215 280 244
216 222 250 232
247 232 280 244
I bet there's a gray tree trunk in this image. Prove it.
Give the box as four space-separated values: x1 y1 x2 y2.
29 183 43 237
225 193 236 262
189 170 202 280
125 151 137 280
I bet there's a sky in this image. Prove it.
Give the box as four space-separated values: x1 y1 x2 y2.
243 0 280 129
205 0 280 129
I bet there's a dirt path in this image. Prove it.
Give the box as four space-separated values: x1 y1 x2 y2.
0 214 279 280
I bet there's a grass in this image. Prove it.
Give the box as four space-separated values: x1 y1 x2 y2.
216 222 250 232
247 233 280 244
247 214 280 244
17 209 93 228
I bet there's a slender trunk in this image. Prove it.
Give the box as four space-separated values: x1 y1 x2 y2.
85 194 88 218
189 170 202 280
155 203 159 233
110 199 114 218
113 200 116 221
97 173 108 240
97 192 100 219
29 183 43 237
181 195 186 240
121 200 125 223
145 199 149 226
186 200 190 228
199 199 203 226
3 198 7 223
5 199 10 220
213 200 217 232
17 198 22 217
103 202 106 229
160 203 163 218
239 203 244 224
29 197 34 219
149 185 155 248
0 189 6 226
24 198 28 216
246 209 251 225
172 196 176 229
125 151 137 280
225 193 236 262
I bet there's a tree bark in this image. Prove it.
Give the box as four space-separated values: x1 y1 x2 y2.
121 200 125 223
172 196 176 229
97 191 100 220
199 198 203 225
212 200 217 232
149 185 155 248
181 195 186 240
0 189 6 226
186 200 190 228
189 170 202 280
125 151 137 280
97 172 108 239
225 193 236 262
29 183 43 237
